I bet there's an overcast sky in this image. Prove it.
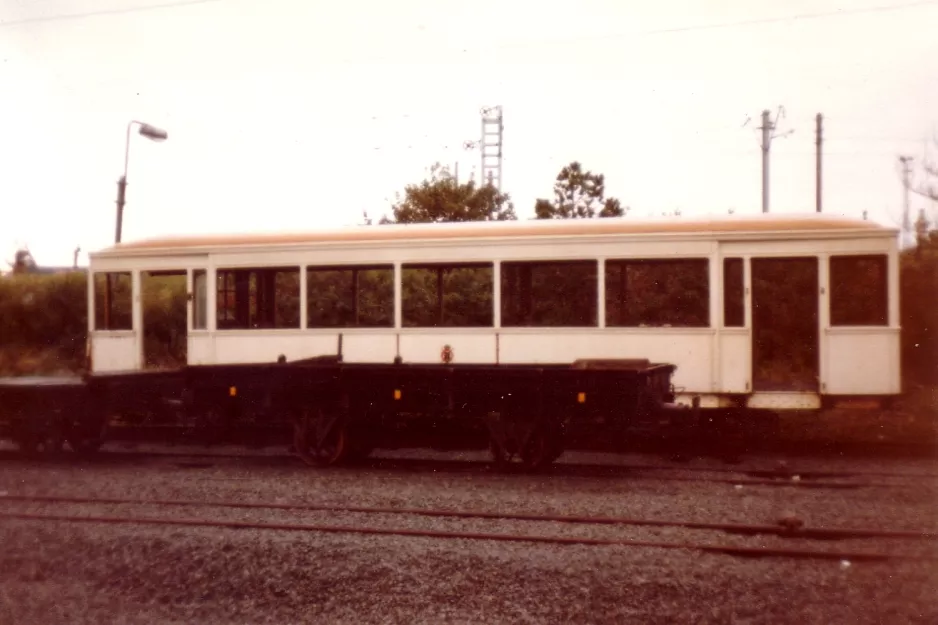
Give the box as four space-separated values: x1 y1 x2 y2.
1 0 936 267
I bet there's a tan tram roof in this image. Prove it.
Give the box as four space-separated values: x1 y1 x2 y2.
99 213 893 255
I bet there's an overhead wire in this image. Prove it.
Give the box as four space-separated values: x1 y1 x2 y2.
2 0 937 38
0 0 224 27
531 0 938 46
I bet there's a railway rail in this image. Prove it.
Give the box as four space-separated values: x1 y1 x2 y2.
2 493 935 563
3 446 933 490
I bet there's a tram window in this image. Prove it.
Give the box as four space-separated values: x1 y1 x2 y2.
830 255 888 326
307 266 393 328
192 270 207 330
501 261 597 327
723 258 745 327
216 267 300 329
605 259 709 327
402 263 493 327
93 272 132 330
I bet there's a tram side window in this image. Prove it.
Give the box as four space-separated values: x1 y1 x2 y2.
192 270 207 330
402 263 493 327
501 261 597 327
723 258 745 327
830 255 888 326
605 259 710 327
216 267 300 329
94 272 133 330
307 266 394 327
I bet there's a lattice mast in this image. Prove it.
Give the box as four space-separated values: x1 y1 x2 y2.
478 106 504 193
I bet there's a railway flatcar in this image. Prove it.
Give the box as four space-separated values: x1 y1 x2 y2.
1 212 900 465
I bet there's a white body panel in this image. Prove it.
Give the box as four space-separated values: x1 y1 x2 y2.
187 333 215 366
90 332 138 372
717 331 750 393
86 214 902 409
823 328 901 395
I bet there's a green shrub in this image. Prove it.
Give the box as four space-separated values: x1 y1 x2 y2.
0 272 88 360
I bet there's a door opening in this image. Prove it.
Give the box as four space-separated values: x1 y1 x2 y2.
142 271 188 370
751 257 819 392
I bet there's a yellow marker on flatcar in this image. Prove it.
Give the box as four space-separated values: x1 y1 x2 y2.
577 392 586 404
393 389 402 400
229 386 237 397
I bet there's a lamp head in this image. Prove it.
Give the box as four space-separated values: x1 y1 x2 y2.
138 123 168 141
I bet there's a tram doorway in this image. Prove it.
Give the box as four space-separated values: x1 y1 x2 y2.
141 271 188 370
751 257 819 392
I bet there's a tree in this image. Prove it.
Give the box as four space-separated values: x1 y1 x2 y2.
899 228 937 383
912 135 938 203
534 161 627 219
385 163 516 224
10 249 37 274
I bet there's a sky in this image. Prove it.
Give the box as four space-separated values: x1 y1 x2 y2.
1 0 937 267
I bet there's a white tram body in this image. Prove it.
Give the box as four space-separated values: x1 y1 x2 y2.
87 214 901 411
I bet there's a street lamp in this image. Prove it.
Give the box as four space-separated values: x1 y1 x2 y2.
115 120 168 244
103 121 167 332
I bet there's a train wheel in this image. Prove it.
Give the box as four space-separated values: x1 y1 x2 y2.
69 437 104 456
67 420 108 456
490 424 559 472
519 427 556 471
344 439 375 464
293 408 349 467
16 430 65 458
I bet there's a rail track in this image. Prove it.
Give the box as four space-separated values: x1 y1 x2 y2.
2 493 935 563
2 446 934 490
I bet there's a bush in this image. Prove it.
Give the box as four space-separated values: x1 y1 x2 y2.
0 272 88 363
900 233 938 385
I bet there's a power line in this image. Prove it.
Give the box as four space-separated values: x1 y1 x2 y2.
0 0 224 28
827 136 928 143
494 1 938 50
3 0 935 40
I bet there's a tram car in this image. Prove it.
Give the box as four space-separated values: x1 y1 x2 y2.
0 213 900 466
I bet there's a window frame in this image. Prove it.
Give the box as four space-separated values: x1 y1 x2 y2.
214 266 301 330
500 259 599 328
829 253 889 327
401 261 495 328
604 257 711 328
722 257 745 328
306 264 395 329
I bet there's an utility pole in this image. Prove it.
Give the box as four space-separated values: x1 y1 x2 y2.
914 208 929 251
755 107 793 213
464 106 504 192
815 113 823 213
899 155 914 248
760 110 772 213
480 106 503 193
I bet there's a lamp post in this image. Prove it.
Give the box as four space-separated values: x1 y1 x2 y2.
104 121 167 331
115 120 168 244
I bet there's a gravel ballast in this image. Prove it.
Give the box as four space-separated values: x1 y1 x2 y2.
1 453 936 624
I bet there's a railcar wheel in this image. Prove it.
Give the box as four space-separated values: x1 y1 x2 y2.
344 441 375 464
293 407 350 467
16 431 65 458
69 437 104 455
67 420 108 456
490 425 560 472
519 427 556 471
